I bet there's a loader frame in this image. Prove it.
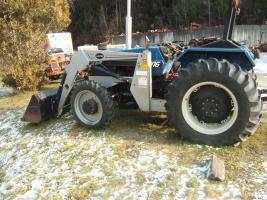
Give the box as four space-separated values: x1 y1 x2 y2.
56 50 163 116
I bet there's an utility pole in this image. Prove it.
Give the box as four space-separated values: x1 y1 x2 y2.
126 0 132 49
208 0 211 26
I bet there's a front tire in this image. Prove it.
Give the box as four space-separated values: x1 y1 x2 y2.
70 80 114 128
165 58 262 146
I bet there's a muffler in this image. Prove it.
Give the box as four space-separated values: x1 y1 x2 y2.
22 89 58 123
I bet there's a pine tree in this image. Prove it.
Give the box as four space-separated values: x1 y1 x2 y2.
0 0 71 90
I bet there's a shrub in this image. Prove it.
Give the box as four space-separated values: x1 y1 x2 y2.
2 64 48 91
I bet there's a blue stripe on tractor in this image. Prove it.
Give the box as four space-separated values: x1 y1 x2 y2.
120 47 170 76
117 45 255 76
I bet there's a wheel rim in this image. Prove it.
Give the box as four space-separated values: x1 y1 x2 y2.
74 90 103 125
181 82 239 135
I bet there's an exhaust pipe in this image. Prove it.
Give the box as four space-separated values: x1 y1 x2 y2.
223 0 239 40
126 0 132 49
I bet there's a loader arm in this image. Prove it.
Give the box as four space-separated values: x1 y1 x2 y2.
57 50 139 115
22 51 92 123
22 49 139 123
57 50 90 115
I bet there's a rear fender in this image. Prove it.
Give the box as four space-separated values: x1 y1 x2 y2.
177 48 255 71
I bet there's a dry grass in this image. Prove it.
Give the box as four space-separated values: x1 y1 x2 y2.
0 81 266 199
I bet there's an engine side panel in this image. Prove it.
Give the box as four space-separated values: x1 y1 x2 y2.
119 46 172 76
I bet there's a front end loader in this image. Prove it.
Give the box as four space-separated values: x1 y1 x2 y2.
22 0 265 146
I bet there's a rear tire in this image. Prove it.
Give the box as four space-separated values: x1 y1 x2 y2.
70 80 114 128
165 58 262 146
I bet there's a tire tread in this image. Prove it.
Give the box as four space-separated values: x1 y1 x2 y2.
165 58 262 146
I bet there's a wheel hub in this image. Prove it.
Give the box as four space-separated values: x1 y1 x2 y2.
82 99 98 115
190 86 233 123
201 98 219 115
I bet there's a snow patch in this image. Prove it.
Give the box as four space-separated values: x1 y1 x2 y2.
255 53 267 74
263 161 267 172
0 107 266 199
0 88 16 98
254 189 267 200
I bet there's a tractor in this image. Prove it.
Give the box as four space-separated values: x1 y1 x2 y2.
22 0 265 146
46 48 70 80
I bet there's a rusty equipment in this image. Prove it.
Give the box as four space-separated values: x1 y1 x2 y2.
45 52 69 80
189 37 218 47
259 43 267 52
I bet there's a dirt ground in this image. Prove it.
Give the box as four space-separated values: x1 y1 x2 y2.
0 54 267 199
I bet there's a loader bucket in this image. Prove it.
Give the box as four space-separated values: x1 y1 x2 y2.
22 89 58 123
